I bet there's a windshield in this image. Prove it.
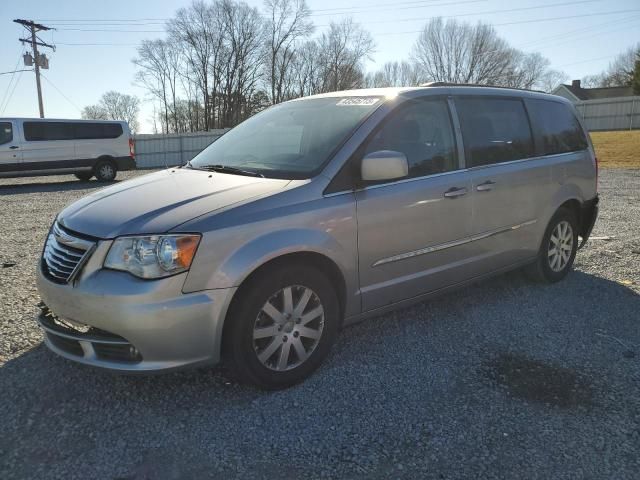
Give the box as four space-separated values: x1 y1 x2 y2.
189 96 383 179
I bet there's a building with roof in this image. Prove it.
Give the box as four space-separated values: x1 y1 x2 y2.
552 80 635 103
552 80 639 131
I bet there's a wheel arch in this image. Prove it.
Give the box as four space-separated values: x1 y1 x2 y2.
227 250 347 321
94 154 115 165
219 250 348 360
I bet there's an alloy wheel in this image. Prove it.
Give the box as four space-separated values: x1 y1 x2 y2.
548 220 574 272
252 285 325 371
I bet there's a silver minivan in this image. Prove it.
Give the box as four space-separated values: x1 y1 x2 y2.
36 86 598 389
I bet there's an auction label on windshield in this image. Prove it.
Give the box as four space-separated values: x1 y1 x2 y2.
336 97 380 106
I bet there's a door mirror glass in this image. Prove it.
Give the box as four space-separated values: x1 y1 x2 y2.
361 150 409 182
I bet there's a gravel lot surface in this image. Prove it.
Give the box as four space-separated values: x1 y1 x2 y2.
1 169 639 479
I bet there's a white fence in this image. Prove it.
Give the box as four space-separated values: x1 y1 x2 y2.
575 96 640 132
133 129 228 169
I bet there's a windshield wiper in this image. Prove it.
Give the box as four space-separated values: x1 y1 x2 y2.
199 164 265 178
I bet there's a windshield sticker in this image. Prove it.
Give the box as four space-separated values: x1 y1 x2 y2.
336 97 380 106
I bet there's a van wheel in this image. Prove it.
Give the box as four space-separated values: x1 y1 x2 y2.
74 172 93 181
525 208 579 283
223 264 340 390
94 159 117 182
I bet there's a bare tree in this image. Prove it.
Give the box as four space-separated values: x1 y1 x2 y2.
219 0 265 126
587 43 640 87
291 40 322 96
264 0 313 104
580 73 607 88
134 39 182 133
169 1 225 130
317 18 375 92
81 105 108 121
82 91 140 132
366 61 422 87
411 18 557 90
537 69 568 93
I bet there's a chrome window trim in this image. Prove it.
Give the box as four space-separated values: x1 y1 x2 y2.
372 219 537 267
465 150 583 172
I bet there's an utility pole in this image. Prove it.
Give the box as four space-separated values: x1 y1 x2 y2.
13 19 55 118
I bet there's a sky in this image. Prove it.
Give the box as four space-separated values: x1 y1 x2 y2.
1 0 639 133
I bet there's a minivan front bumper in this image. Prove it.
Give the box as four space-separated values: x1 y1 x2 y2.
36 265 236 372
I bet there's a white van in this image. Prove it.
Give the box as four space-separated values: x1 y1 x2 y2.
0 118 135 181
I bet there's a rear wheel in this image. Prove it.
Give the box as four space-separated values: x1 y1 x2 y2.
74 172 93 181
94 159 117 182
525 207 579 283
223 264 340 389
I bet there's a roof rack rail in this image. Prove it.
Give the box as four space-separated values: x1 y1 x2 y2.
419 82 545 94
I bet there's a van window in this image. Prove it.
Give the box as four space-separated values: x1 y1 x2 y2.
456 97 534 167
363 98 458 178
526 99 588 155
0 122 12 145
24 122 73 141
73 122 123 139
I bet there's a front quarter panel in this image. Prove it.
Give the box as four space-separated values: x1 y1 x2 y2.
180 184 360 317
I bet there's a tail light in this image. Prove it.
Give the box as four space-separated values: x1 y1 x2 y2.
129 138 135 159
594 155 598 193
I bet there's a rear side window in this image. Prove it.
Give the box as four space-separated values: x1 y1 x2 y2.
24 122 73 141
456 97 534 167
73 122 123 139
0 122 12 145
526 99 588 155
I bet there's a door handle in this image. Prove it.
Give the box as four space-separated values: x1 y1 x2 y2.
9 145 19 150
444 187 468 198
476 180 495 192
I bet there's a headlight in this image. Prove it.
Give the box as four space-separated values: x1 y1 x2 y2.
104 234 201 279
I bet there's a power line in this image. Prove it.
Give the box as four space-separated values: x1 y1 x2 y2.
1 68 25 116
0 69 33 75
373 8 640 35
43 3 636 37
0 53 24 114
316 0 607 26
517 14 640 52
39 73 82 112
42 0 602 27
558 54 616 68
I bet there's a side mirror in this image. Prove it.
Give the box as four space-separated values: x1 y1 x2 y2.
361 150 409 182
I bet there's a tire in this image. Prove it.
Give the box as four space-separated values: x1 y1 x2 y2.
74 172 93 181
94 159 117 182
525 207 579 283
222 264 340 390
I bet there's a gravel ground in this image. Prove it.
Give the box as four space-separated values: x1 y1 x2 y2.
1 169 639 479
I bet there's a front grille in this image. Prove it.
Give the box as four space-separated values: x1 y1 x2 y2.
42 223 95 284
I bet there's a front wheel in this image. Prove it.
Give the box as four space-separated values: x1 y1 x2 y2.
223 264 340 389
525 208 579 283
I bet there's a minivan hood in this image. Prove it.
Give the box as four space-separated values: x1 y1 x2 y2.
58 168 290 238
